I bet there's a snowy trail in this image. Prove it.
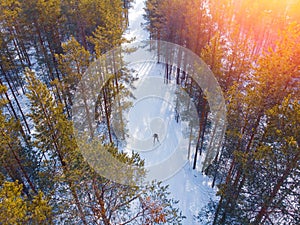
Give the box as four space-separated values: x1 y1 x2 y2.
123 1 217 223
124 0 148 41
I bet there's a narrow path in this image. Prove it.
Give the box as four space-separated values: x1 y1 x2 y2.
124 1 217 224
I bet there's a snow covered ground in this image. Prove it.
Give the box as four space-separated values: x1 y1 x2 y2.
123 1 217 223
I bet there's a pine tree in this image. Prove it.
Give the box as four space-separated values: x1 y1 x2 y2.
20 0 64 83
55 36 91 110
0 180 52 224
0 0 31 70
88 0 127 56
0 11 31 134
251 97 300 224
0 84 40 196
61 0 108 49
184 0 214 54
212 23 300 224
25 69 88 224
143 0 166 40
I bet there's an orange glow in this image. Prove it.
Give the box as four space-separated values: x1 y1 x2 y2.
225 0 300 52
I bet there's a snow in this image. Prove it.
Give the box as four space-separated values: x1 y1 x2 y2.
123 1 217 223
124 0 149 41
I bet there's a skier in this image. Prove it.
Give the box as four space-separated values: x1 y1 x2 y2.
153 133 159 144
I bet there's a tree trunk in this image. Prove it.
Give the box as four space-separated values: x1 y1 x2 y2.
254 151 300 224
103 88 113 143
93 180 111 225
0 69 31 134
7 141 37 194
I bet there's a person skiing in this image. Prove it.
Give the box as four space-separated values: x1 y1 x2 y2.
153 133 159 144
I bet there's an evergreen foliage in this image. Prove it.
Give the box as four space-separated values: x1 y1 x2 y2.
1 0 300 223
